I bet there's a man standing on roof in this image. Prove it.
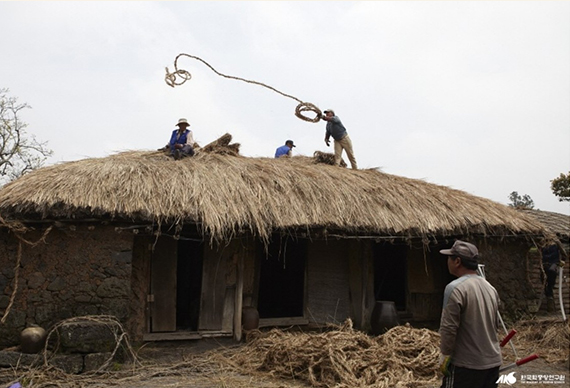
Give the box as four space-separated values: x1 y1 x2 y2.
322 109 357 169
168 118 195 160
438 240 502 388
275 140 296 158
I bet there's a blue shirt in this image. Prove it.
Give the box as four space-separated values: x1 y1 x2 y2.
275 145 291 158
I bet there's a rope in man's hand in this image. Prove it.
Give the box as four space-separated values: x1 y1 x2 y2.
165 53 322 123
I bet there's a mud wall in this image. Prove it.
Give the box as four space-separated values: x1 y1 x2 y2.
0 226 133 347
474 238 537 321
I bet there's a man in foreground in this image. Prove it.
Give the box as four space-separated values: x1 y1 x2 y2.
439 240 502 388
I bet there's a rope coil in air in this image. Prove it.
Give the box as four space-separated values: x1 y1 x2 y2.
165 53 322 123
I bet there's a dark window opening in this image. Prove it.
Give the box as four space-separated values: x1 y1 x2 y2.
176 239 203 331
257 236 306 319
373 242 407 311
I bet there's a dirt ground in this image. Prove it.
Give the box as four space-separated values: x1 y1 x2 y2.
52 338 564 388
1 326 568 388
125 338 568 388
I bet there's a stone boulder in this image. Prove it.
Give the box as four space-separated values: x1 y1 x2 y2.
58 321 117 354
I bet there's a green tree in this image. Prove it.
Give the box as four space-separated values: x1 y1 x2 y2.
0 88 52 185
508 191 534 209
551 172 570 202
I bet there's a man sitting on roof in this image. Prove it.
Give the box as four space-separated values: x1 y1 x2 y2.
275 140 296 158
167 118 195 160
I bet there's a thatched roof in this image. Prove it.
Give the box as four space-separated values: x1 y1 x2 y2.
520 209 570 240
0 137 549 242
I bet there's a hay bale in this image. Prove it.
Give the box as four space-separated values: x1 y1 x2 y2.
313 151 347 168
195 133 240 157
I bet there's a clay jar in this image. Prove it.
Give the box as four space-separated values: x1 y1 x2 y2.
20 326 47 354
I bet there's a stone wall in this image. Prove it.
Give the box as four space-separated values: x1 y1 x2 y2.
0 226 133 348
475 238 537 321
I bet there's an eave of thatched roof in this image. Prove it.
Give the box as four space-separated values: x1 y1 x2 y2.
519 209 570 240
0 147 549 242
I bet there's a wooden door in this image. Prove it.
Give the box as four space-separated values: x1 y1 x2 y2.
150 237 177 332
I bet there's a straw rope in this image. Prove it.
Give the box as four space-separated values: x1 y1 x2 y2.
215 320 442 388
165 53 323 123
0 214 53 324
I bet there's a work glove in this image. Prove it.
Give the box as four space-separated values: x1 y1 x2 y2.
439 354 452 377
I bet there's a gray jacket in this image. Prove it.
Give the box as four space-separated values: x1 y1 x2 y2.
439 275 502 369
325 116 348 141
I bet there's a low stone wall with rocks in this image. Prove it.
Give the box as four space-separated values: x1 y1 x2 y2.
0 318 126 374
0 225 133 348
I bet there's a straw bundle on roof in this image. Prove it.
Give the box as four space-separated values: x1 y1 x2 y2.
313 151 347 167
198 133 240 156
0 134 549 242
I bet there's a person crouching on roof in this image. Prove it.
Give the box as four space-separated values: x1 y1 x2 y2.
275 140 296 158
168 118 195 160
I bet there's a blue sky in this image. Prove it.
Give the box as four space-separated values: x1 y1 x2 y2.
1 1 569 214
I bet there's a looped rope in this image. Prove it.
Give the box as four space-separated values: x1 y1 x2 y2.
165 53 322 123
164 67 191 87
295 102 322 123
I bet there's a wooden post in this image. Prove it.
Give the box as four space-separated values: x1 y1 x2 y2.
234 253 244 341
361 248 367 329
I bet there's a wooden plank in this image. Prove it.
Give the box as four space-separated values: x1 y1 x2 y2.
131 235 152 338
143 332 202 341
150 237 177 332
198 244 229 331
234 253 244 341
143 331 232 341
409 293 442 320
348 240 370 328
222 286 235 333
259 317 309 327
306 240 350 325
407 247 437 293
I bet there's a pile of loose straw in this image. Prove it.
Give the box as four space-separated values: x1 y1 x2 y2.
506 318 570 364
212 319 441 388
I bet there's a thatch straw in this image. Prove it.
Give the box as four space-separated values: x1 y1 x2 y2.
505 318 570 364
313 151 347 168
198 133 239 156
212 320 441 388
0 134 549 242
